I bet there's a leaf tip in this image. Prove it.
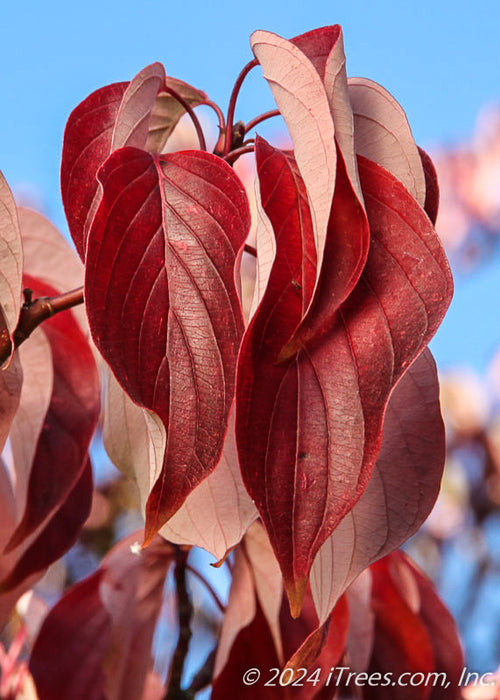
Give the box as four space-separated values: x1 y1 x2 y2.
285 576 308 619
141 525 157 550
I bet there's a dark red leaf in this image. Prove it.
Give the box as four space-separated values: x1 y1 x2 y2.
5 276 100 551
279 145 369 360
212 596 285 700
418 146 440 225
213 580 348 699
311 349 446 623
0 459 92 592
30 534 173 700
30 569 110 700
405 557 464 700
281 592 349 692
366 555 435 700
360 552 463 700
237 146 452 615
291 26 342 76
61 82 128 259
85 146 249 542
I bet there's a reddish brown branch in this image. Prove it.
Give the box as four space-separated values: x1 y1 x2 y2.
245 109 281 134
166 548 194 699
185 564 226 614
224 58 258 155
223 145 255 165
164 86 207 151
0 286 84 366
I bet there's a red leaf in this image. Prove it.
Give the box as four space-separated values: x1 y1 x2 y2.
61 66 207 260
30 569 111 700
361 552 463 700
85 146 249 542
61 81 128 259
310 349 445 624
291 26 363 204
282 593 349 688
405 557 464 700
30 534 173 700
0 459 92 592
237 147 452 615
212 596 284 700
366 554 435 700
348 77 426 206
5 276 100 551
418 147 440 225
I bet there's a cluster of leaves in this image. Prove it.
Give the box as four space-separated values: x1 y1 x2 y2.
0 24 464 698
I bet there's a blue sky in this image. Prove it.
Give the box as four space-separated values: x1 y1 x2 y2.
2 0 500 371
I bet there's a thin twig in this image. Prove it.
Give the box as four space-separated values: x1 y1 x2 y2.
164 86 207 151
245 109 281 134
0 286 84 367
186 648 216 694
186 564 226 614
223 145 255 165
201 100 226 132
165 549 194 700
224 59 258 156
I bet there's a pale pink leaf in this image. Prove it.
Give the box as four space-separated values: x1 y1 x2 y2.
214 522 285 678
99 534 173 700
102 368 165 497
30 533 173 700
248 175 276 317
103 375 256 560
213 542 256 678
0 172 23 343
0 458 51 629
348 77 426 205
18 208 83 289
250 30 336 279
291 26 363 205
112 63 166 151
243 521 284 664
345 570 374 672
17 207 87 333
8 329 53 519
310 349 444 624
145 77 208 154
0 352 22 455
323 30 364 204
160 411 258 561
